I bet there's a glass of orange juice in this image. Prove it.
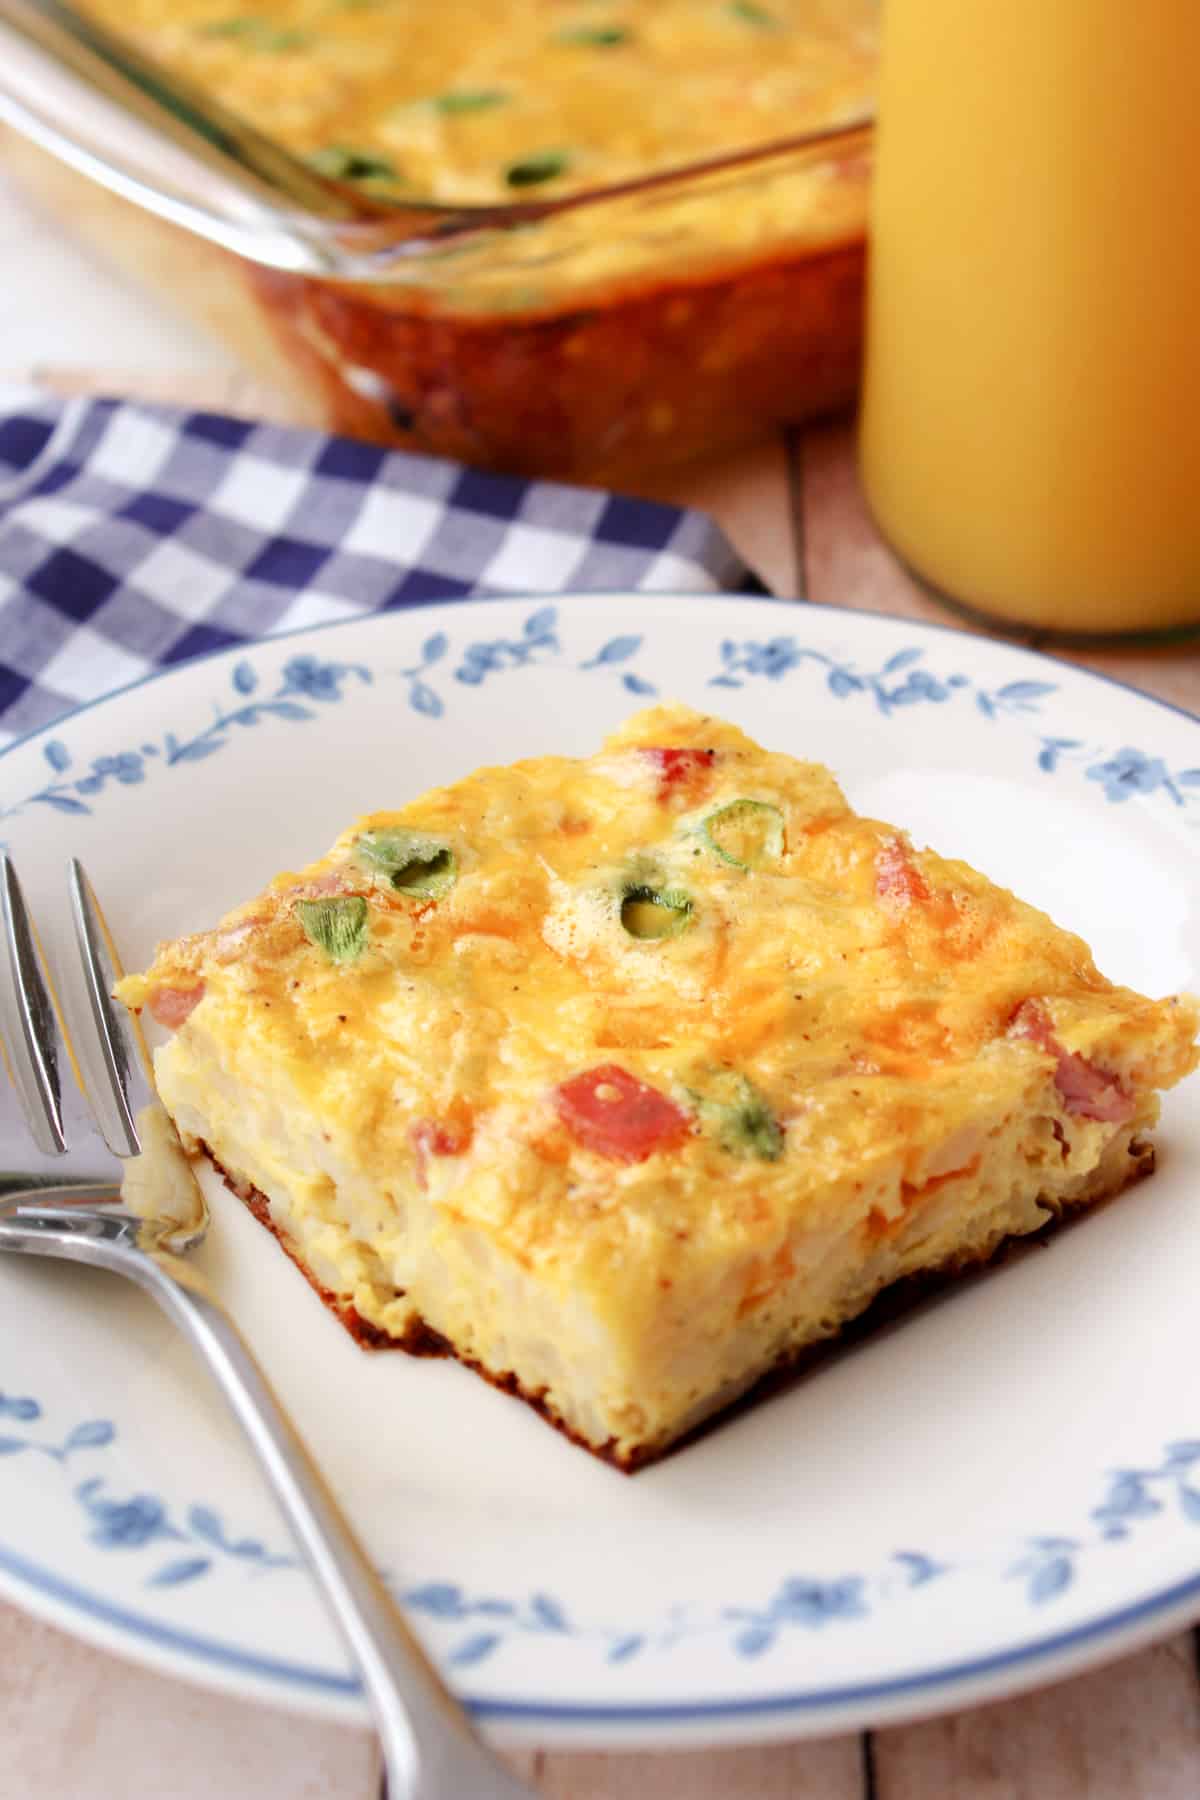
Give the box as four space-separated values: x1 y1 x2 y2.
859 0 1200 636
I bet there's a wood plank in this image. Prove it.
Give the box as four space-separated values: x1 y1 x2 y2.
537 1736 864 1798
0 1600 378 1800
635 433 799 599
796 416 1006 633
3 363 301 431
873 1636 1200 1800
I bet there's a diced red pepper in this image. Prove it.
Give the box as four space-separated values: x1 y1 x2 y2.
410 1108 474 1190
875 837 931 907
1009 1000 1134 1124
1009 999 1058 1055
147 983 205 1029
637 746 716 801
553 1064 691 1164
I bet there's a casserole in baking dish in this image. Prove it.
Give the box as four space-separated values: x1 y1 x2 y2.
118 703 1199 1466
0 0 875 478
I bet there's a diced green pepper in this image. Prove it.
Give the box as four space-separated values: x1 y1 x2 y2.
355 829 458 899
554 24 630 45
690 1074 783 1161
199 17 311 49
308 145 399 183
505 151 570 188
431 89 510 113
701 799 785 870
620 882 693 940
198 15 256 33
729 0 779 23
295 896 369 963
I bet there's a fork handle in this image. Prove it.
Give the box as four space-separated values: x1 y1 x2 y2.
129 1256 534 1800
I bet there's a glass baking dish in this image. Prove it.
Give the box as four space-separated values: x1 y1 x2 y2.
0 0 874 481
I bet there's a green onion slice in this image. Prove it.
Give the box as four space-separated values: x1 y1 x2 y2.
431 89 510 113
198 15 257 33
620 882 693 940
355 829 458 899
295 896 369 963
729 0 779 24
505 151 570 188
690 1075 783 1161
308 145 399 182
701 799 785 870
199 17 310 48
555 24 630 45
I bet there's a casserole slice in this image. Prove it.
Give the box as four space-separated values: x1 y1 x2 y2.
118 705 1198 1468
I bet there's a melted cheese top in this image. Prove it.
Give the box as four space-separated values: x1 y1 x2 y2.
123 704 1197 1305
79 0 877 204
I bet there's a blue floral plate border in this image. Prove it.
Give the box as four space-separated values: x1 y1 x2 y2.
1 593 1199 1748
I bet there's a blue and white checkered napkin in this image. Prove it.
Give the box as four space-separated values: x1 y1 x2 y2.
0 386 750 748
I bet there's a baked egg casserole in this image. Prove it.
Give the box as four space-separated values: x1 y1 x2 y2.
117 705 1199 1468
79 0 877 204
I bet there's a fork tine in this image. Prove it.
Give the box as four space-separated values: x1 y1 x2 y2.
68 859 144 1160
0 856 66 1156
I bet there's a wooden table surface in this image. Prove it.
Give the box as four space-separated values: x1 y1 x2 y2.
5 171 1200 1800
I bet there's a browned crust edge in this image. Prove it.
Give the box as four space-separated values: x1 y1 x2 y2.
202 1137 1156 1474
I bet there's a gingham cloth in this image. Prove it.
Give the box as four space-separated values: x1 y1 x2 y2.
0 387 751 748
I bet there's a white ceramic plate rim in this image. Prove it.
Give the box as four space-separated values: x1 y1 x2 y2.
2 592 1199 1748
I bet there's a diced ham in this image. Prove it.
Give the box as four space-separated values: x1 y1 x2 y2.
147 982 205 1029
1049 1051 1135 1123
410 1108 474 1190
212 921 257 961
1009 1000 1135 1124
553 1064 692 1164
637 746 716 801
875 837 931 907
1009 999 1059 1055
282 872 356 901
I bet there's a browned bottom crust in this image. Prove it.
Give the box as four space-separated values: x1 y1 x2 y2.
205 1145 449 1355
202 1137 1155 1473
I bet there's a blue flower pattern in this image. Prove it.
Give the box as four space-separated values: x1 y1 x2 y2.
161 654 371 769
0 1401 295 1587
1085 746 1200 807
3 609 1195 826
455 604 560 685
1038 738 1200 804
5 1384 1200 1664
2 606 1199 1679
454 607 656 698
1005 1442 1200 1607
711 639 977 715
76 1481 174 1551
1 654 371 821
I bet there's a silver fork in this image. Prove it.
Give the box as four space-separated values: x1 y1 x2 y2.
0 855 536 1800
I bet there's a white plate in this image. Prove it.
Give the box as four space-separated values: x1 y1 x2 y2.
2 593 1199 1750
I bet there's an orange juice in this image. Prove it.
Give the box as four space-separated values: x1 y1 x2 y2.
859 1 1200 635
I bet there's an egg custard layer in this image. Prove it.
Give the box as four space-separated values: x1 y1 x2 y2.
119 705 1198 1468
